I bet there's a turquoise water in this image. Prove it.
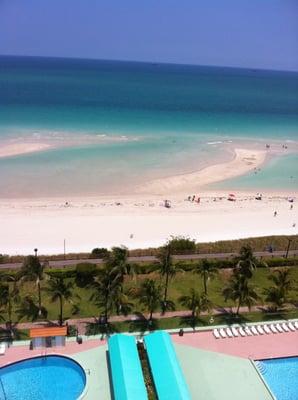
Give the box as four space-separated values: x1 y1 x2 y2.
0 56 297 197
0 355 86 400
212 154 298 191
258 356 298 400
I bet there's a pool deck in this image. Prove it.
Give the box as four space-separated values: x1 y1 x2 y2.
172 328 298 359
0 326 297 399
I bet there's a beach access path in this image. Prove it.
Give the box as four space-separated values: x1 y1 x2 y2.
1 304 297 336
0 249 297 270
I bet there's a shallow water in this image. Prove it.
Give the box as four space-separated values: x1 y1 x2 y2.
0 56 297 197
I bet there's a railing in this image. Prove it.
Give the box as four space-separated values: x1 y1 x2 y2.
255 361 267 375
0 376 7 400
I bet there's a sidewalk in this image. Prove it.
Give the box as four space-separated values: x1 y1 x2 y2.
1 304 295 336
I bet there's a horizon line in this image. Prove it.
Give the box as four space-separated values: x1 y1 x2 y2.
1 53 298 74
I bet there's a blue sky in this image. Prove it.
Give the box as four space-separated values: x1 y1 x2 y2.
0 0 297 71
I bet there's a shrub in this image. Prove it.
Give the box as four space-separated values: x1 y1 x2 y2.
167 236 196 254
75 263 96 287
90 248 109 259
45 268 76 279
0 254 9 264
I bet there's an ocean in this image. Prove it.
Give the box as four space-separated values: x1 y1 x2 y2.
0 55 297 197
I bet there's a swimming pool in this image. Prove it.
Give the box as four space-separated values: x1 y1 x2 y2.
257 356 298 400
0 355 86 400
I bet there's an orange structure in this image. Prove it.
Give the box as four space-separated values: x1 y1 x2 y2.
30 326 67 348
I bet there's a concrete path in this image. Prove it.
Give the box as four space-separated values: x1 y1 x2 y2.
1 304 296 335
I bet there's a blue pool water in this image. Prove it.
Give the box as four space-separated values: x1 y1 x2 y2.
0 355 86 400
258 357 298 400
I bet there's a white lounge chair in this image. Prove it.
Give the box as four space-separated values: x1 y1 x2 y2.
244 326 253 336
256 325 265 335
288 322 296 332
251 326 259 335
219 328 227 338
294 322 298 329
281 323 289 332
238 327 246 337
0 343 5 355
231 327 239 337
226 328 233 338
213 329 220 339
263 325 271 334
269 324 278 333
276 324 284 333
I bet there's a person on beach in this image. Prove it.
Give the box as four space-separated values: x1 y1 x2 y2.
274 211 277 217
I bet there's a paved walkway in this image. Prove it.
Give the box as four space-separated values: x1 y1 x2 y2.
173 328 298 360
1 304 296 335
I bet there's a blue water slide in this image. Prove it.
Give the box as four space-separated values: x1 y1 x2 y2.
108 334 148 400
144 331 191 400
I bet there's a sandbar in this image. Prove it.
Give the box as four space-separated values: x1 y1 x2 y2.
136 148 267 194
0 143 52 158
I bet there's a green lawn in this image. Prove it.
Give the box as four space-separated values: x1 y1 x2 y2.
3 266 298 323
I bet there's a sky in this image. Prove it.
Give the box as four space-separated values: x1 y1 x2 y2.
0 0 297 71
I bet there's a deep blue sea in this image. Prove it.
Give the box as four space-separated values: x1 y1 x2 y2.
0 56 297 197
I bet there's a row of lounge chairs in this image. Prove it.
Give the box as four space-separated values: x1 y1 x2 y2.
213 321 298 339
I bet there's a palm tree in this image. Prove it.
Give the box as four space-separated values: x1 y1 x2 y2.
104 246 135 290
104 246 128 269
269 269 292 294
138 279 161 322
45 276 77 326
222 274 260 315
235 245 258 279
195 259 218 295
157 244 177 312
179 289 213 326
21 255 46 316
264 287 286 312
264 269 293 311
0 272 21 332
90 268 122 324
17 295 48 322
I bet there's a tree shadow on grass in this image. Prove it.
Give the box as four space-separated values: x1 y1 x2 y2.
178 315 208 330
215 312 250 325
128 318 158 335
85 321 119 337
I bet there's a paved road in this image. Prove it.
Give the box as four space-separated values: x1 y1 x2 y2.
0 249 297 270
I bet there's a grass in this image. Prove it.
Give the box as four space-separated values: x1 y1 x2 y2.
3 266 297 325
84 308 298 335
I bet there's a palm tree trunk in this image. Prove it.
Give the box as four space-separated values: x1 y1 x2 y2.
38 280 42 315
104 295 109 324
203 271 207 295
163 272 170 312
236 298 241 315
59 295 63 326
149 308 153 321
8 296 12 333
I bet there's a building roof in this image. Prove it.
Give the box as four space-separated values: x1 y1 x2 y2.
108 334 148 400
30 326 67 338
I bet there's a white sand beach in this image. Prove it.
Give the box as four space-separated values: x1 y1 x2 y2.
0 144 296 255
0 191 297 255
